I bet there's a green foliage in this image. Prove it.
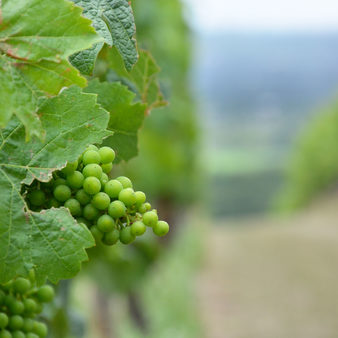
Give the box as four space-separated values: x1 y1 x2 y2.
280 102 338 210
70 0 137 73
0 0 101 140
0 87 112 284
84 79 146 162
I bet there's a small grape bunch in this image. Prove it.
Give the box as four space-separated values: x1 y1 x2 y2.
25 145 170 246
0 275 54 338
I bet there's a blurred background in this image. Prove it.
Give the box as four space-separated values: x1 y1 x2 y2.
56 1 338 337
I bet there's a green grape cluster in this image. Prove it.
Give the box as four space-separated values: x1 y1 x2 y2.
25 145 169 246
0 276 54 338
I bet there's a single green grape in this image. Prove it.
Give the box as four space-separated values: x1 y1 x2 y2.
53 185 71 202
90 226 103 242
66 171 84 189
83 177 101 195
75 189 91 205
100 173 109 186
101 162 113 174
104 180 123 198
82 150 101 165
61 160 78 175
12 331 25 338
119 227 136 244
64 198 82 216
118 188 136 207
131 221 146 236
53 178 66 188
22 318 34 332
138 203 147 214
0 313 9 329
26 333 39 338
47 198 60 208
98 147 115 164
23 298 37 314
13 278 31 294
82 164 102 179
28 190 46 207
85 144 98 151
0 330 11 338
153 220 169 237
135 191 146 205
32 321 47 338
91 192 110 210
142 211 158 227
9 315 24 330
83 204 99 221
97 215 115 233
102 229 120 246
108 200 126 218
8 300 24 314
36 285 54 303
116 176 133 189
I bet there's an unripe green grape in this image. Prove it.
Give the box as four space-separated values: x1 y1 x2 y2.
82 150 101 165
138 203 147 214
0 313 9 328
75 189 91 205
64 198 82 216
9 300 24 314
135 191 146 206
90 226 103 242
131 221 146 236
104 180 123 198
98 147 115 164
100 173 109 186
36 285 54 303
144 202 152 211
83 177 101 195
53 185 71 202
119 227 136 244
32 321 47 338
23 298 37 314
142 211 158 227
9 315 24 330
97 215 115 233
13 277 31 294
82 164 102 179
61 160 78 175
102 229 120 246
83 204 99 221
28 269 36 283
153 220 169 237
91 192 110 210
118 188 136 207
53 178 66 188
101 162 113 174
0 330 11 338
85 144 98 152
116 176 132 188
66 171 84 189
22 318 34 332
47 198 60 208
108 200 126 218
26 333 39 338
28 190 46 207
12 331 25 338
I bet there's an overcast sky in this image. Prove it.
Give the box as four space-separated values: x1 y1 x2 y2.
184 0 338 32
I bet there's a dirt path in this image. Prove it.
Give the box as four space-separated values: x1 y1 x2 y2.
197 195 338 338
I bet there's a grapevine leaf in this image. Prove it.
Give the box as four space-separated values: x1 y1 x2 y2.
0 86 112 284
85 79 146 162
105 47 167 112
0 0 102 140
70 0 137 74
